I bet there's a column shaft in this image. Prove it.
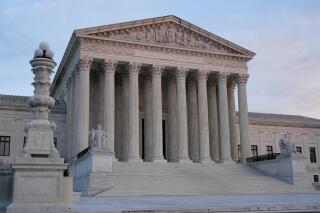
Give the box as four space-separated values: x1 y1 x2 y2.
66 77 73 159
128 63 141 161
152 65 165 162
197 71 210 162
237 74 250 163
228 80 238 161
143 76 153 161
176 69 190 162
75 57 92 153
167 76 178 162
121 74 129 161
187 80 199 162
218 73 232 162
104 60 116 154
115 77 121 160
98 72 105 127
207 80 220 161
72 71 79 157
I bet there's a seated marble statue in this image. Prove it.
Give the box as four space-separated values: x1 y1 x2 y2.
89 124 111 152
278 134 296 158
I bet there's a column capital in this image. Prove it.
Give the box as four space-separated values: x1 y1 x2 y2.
197 70 208 81
236 74 249 86
78 57 93 71
217 72 229 83
176 67 189 79
227 78 236 89
103 59 118 73
152 65 165 78
128 62 142 75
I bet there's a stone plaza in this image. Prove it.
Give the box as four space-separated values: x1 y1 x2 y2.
0 16 320 212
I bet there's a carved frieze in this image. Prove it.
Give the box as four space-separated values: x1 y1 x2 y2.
80 41 134 56
87 22 240 55
203 57 247 69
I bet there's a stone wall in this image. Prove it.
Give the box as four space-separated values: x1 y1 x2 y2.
0 95 66 164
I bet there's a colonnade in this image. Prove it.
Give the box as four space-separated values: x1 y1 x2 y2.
67 57 250 163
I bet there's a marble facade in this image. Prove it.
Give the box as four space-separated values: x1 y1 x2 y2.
51 16 254 163
0 16 320 192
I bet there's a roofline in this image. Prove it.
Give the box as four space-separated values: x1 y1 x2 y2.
50 31 77 95
75 15 255 57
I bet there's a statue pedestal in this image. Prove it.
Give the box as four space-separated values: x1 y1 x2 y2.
7 158 70 213
69 149 113 196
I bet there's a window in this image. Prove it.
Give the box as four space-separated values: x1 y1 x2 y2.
314 175 319 183
251 145 258 157
310 147 317 163
296 146 302 153
0 136 10 156
237 144 241 159
266 146 273 155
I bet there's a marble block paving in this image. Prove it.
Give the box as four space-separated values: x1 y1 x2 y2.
73 194 320 213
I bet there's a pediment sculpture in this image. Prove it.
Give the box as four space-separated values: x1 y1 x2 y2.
87 22 240 55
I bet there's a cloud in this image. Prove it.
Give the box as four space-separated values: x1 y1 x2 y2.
0 0 319 119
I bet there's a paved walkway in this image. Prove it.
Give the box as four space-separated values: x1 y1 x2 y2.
73 194 320 212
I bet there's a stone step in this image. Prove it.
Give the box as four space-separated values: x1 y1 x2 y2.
96 161 316 196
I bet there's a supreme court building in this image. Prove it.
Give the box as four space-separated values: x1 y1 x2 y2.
1 16 320 197
52 15 254 164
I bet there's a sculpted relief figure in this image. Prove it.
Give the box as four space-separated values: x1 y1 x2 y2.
91 22 238 54
89 124 112 152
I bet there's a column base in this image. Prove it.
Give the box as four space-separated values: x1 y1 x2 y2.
127 156 143 162
152 156 167 163
177 158 192 163
199 158 213 164
221 159 235 164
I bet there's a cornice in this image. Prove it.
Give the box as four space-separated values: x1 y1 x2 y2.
78 35 252 61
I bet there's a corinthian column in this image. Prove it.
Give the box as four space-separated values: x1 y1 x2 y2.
237 74 250 163
128 63 142 162
143 75 153 161
227 79 238 161
166 75 178 162
207 78 220 162
197 71 210 163
176 68 190 162
75 57 92 153
218 72 232 162
187 80 199 162
152 65 165 162
103 59 117 154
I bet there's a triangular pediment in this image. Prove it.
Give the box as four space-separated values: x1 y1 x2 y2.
75 16 255 57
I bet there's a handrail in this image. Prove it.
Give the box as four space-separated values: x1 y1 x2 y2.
246 153 280 163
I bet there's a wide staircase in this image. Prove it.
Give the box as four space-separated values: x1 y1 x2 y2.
97 161 316 196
